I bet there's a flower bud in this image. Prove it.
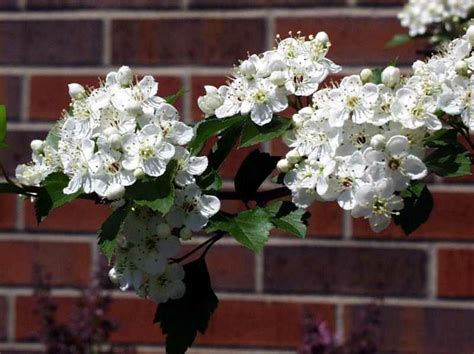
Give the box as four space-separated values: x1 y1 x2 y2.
117 66 133 86
381 66 401 88
455 60 469 76
466 25 474 46
105 184 125 200
180 227 192 240
360 68 373 83
277 158 291 173
269 71 286 86
68 83 86 100
30 139 44 153
240 59 257 79
125 99 142 115
133 168 145 179
108 268 120 284
197 85 225 117
156 223 171 237
370 134 387 150
108 134 122 149
315 31 329 46
286 149 301 164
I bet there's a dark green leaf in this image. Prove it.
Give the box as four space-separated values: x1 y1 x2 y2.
425 145 471 177
154 257 218 354
386 33 412 48
98 204 130 262
34 173 81 223
208 122 243 171
196 169 222 193
99 239 117 264
188 115 245 154
165 88 187 105
240 117 291 148
424 128 458 147
394 182 433 235
209 208 273 252
265 201 309 238
234 150 279 202
125 161 178 215
0 105 6 147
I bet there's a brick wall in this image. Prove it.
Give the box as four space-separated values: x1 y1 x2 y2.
0 1 473 353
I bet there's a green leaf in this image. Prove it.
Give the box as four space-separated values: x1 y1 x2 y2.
165 88 187 105
394 182 433 235
386 33 412 48
154 257 218 354
209 208 273 252
208 122 243 171
45 124 61 150
424 128 458 147
425 145 471 177
98 203 130 262
240 117 291 148
265 201 309 238
188 115 245 154
125 161 178 215
0 105 6 148
234 150 279 202
34 173 81 223
196 169 222 193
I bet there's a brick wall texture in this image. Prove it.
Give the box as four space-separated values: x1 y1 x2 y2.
0 0 473 353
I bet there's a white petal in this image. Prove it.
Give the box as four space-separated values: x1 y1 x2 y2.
187 156 208 176
386 135 409 155
198 194 221 218
404 155 427 179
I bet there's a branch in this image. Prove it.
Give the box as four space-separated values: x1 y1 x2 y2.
170 232 225 264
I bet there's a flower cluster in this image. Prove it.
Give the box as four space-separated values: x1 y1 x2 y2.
399 0 474 37
278 27 474 232
16 67 221 302
198 31 341 126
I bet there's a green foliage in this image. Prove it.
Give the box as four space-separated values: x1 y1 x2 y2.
265 201 309 238
34 173 81 223
208 208 273 252
234 149 279 203
0 105 6 149
207 122 243 171
196 169 222 193
386 34 412 48
424 128 471 178
165 88 187 105
45 124 61 150
154 257 218 354
394 181 433 235
125 161 178 215
97 203 130 262
240 117 291 148
188 115 245 154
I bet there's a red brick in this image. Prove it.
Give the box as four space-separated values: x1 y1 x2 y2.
345 305 474 354
29 75 182 121
0 194 16 231
191 75 229 121
112 19 266 66
0 241 91 287
25 199 111 233
275 17 426 66
438 249 474 298
0 76 22 121
190 0 345 7
0 0 18 9
0 21 102 65
16 295 334 348
306 201 343 237
357 0 405 5
27 0 179 9
264 246 427 296
0 130 47 176
0 296 6 340
353 191 474 240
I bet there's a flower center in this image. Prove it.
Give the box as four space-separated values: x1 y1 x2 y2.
107 161 121 174
254 90 268 104
412 103 425 119
139 146 154 159
373 198 388 215
388 158 400 170
346 96 360 110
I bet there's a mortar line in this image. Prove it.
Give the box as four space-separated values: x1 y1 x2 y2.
427 244 438 300
255 252 264 293
19 74 30 122
15 196 25 231
182 70 192 124
335 303 345 341
102 17 112 66
16 0 26 10
342 210 352 240
6 294 15 342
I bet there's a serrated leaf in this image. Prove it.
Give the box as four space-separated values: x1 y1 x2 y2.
386 33 412 48
234 150 279 202
165 88 187 105
265 201 309 238
98 204 130 262
240 117 291 148
154 257 218 354
34 173 81 223
98 238 117 264
394 182 433 235
0 105 6 147
196 168 222 193
425 145 471 177
210 208 273 252
125 161 177 215
188 115 245 154
424 128 458 147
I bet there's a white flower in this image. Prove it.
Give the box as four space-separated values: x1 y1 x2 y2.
328 75 378 126
198 85 227 117
122 124 175 177
167 184 220 232
68 83 86 100
148 263 186 303
61 138 96 194
381 66 401 88
438 76 474 130
351 178 404 232
15 163 44 186
174 147 208 186
391 87 441 130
